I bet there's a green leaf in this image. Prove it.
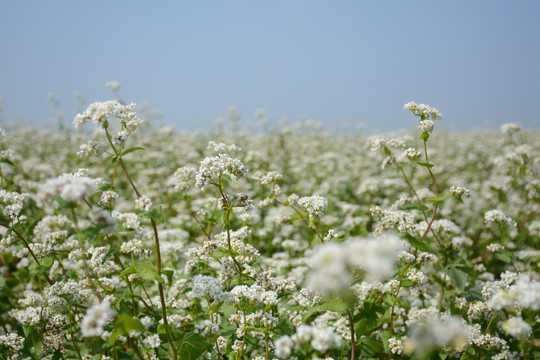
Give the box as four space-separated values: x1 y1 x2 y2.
428 194 452 203
108 313 145 345
383 146 391 157
415 160 435 168
29 256 54 275
119 147 145 157
213 247 236 258
119 264 135 278
420 132 430 141
446 267 468 290
320 300 350 313
0 158 14 166
359 337 384 356
495 251 512 263
178 332 211 360
162 269 174 284
54 196 77 209
134 262 164 284
142 206 164 222
402 203 429 211
302 305 323 323
380 330 391 353
405 233 432 253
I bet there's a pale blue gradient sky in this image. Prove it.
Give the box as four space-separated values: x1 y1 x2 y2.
1 0 539 131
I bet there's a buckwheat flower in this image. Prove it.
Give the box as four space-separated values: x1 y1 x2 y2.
252 170 283 185
173 166 196 192
77 140 106 157
105 81 121 91
501 316 531 340
404 147 422 160
120 238 145 256
207 141 241 153
487 243 504 252
450 185 470 199
112 210 141 231
0 190 29 220
232 339 244 353
484 209 516 227
142 334 161 348
500 122 521 135
98 190 119 208
191 275 233 303
368 136 387 151
388 337 403 355
0 333 24 359
487 274 540 311
404 316 470 357
298 195 327 221
134 195 152 212
81 301 115 337
419 119 434 133
404 101 442 120
39 174 95 203
112 130 128 146
196 154 248 189
323 228 339 242
275 335 294 358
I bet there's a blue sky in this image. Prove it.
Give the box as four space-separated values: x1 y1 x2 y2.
1 0 539 132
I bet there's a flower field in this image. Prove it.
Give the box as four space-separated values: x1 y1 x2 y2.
0 101 538 359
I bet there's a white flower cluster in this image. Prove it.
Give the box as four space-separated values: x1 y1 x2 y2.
388 337 403 354
119 238 146 256
450 185 471 199
487 274 540 311
0 189 29 221
274 325 343 358
404 147 422 160
0 333 24 359
500 122 521 135
74 100 138 128
106 81 121 91
501 316 532 340
77 140 106 158
196 154 248 189
484 209 517 227
81 300 116 337
419 120 434 133
308 234 405 294
403 316 470 357
134 195 152 212
142 334 161 348
298 195 328 221
38 174 95 203
207 141 240 153
191 275 233 303
370 206 416 234
172 166 196 192
368 136 406 151
98 190 119 208
230 284 278 306
404 101 442 120
252 170 283 185
112 210 141 231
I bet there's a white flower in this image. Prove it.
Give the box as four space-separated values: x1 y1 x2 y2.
106 81 121 91
501 317 531 340
135 195 152 212
81 301 116 337
298 195 328 220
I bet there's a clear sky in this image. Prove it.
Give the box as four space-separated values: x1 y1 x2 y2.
1 0 540 132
